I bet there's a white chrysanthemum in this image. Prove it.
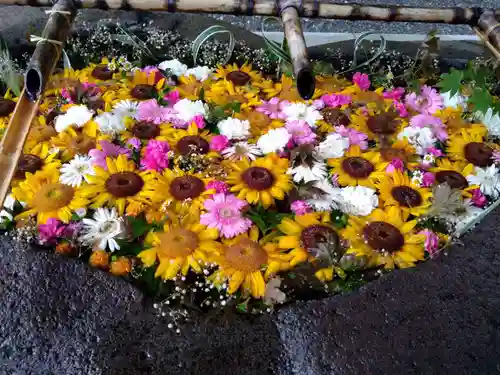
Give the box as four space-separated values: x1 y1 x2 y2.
80 208 125 252
397 126 436 155
95 112 126 134
315 133 350 160
467 165 500 198
307 179 343 212
257 127 291 154
54 105 94 133
59 155 95 187
288 159 327 184
282 102 322 127
449 199 485 235
217 117 250 140
184 66 213 81
338 186 378 216
221 141 262 161
441 91 467 109
158 59 188 76
475 108 500 138
113 100 139 119
173 98 208 123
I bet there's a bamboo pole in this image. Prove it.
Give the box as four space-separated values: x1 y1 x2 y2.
0 0 499 24
281 3 314 99
0 0 76 209
475 11 500 61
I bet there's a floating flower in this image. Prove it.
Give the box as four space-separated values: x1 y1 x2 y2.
137 99 170 125
290 200 312 216
184 66 212 81
217 117 251 140
89 141 131 170
200 193 252 238
141 140 170 171
419 229 440 259
352 72 370 90
339 186 379 216
306 179 343 212
80 207 125 252
321 93 351 107
397 126 437 155
256 98 287 120
470 188 488 207
113 99 139 119
475 108 500 137
206 180 229 195
39 218 66 245
158 59 188 76
467 165 500 199
405 85 443 114
334 125 368 150
441 91 467 109
328 146 380 187
422 172 435 187
288 158 328 184
410 113 447 141
221 141 262 161
257 127 291 154
386 158 404 173
210 135 229 152
282 102 322 127
447 129 493 167
59 155 95 187
95 112 127 135
173 98 208 124
285 120 317 145
383 87 405 100
315 132 350 159
54 105 94 133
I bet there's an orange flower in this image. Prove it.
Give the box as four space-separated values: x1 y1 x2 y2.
110 256 132 276
89 250 109 269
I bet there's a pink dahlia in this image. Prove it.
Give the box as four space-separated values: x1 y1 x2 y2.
321 93 351 108
471 188 488 208
141 140 170 171
39 218 66 245
285 120 317 145
290 200 312 216
335 125 368 150
410 114 448 141
352 72 370 90
210 135 229 152
394 101 409 118
206 180 230 195
126 137 142 150
163 89 180 106
89 141 131 169
200 193 252 238
383 87 405 100
386 158 404 173
422 172 435 187
256 98 287 120
405 85 443 114
192 114 206 129
137 99 169 125
419 229 440 259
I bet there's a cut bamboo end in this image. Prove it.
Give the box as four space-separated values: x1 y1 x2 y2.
281 5 315 100
476 11 500 61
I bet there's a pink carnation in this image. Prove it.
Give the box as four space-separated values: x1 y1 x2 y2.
89 141 131 170
386 158 404 173
383 87 405 100
321 93 351 108
127 137 142 150
210 135 229 152
471 188 488 208
142 66 164 84
410 114 448 142
164 89 180 106
137 99 170 125
291 200 312 216
285 120 317 145
394 101 409 118
426 147 444 157
335 125 368 150
256 98 287 120
39 218 66 245
422 172 435 187
206 180 229 195
192 114 205 129
141 140 170 171
200 193 252 238
353 72 370 90
405 85 443 114
420 229 440 259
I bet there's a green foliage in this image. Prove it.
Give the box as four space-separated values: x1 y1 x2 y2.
245 204 292 235
330 209 348 229
469 89 493 113
437 68 463 96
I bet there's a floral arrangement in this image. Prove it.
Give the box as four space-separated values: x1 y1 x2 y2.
2 28 500 320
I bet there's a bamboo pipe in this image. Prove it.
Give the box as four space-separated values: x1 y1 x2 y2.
0 0 498 24
475 11 500 61
0 0 76 209
280 3 314 99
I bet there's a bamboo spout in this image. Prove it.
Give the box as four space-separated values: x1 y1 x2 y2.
0 0 76 209
280 4 315 100
475 11 500 61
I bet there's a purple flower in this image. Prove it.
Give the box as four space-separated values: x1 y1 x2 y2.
335 125 368 150
200 193 252 238
422 172 435 187
426 147 444 157
256 98 287 119
141 140 170 171
321 93 351 108
285 120 317 145
127 137 142 151
89 141 131 169
471 188 488 208
290 200 312 216
352 72 370 90
210 135 229 152
420 229 440 259
39 218 66 245
311 99 325 110
410 114 448 142
383 87 405 100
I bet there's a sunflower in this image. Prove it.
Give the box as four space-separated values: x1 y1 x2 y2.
430 158 476 196
119 70 166 101
227 154 292 209
167 122 218 157
81 154 155 216
315 74 350 95
77 58 121 84
12 169 87 224
150 167 214 216
342 206 425 269
376 139 418 172
263 75 315 102
138 214 221 280
235 109 285 138
24 115 58 152
121 118 175 144
211 226 292 298
0 90 17 130
176 75 212 100
375 171 432 218
277 212 341 281
214 62 263 87
15 142 61 182
50 127 99 162
327 146 381 188
447 128 494 167
436 107 487 137
204 79 261 109
350 105 406 143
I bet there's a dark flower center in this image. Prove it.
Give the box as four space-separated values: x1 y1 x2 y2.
300 225 339 250
169 175 205 200
131 84 157 100
132 122 160 139
321 108 350 127
16 154 43 178
367 113 400 134
0 98 16 117
71 133 96 155
380 147 407 163
86 97 105 112
435 170 468 190
242 167 275 190
177 135 210 155
106 172 144 198
341 157 374 179
45 110 60 125
224 238 268 272
226 71 251 86
91 65 114 80
464 142 493 167
391 186 422 207
364 221 405 253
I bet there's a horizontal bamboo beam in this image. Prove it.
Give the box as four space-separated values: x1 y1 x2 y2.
0 0 76 209
0 0 498 25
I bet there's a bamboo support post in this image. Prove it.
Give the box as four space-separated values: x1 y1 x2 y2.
280 2 314 99
0 0 76 208
474 11 500 61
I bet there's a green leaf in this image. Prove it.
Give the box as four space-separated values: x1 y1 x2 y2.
469 89 493 114
437 69 463 96
246 213 267 234
115 239 146 256
127 216 153 239
313 61 334 76
199 87 205 102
